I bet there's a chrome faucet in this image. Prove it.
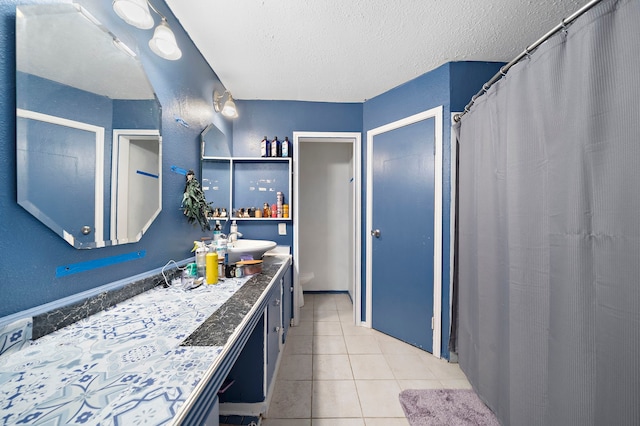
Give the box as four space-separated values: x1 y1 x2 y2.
227 231 243 245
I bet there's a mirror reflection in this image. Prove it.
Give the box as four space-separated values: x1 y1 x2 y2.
201 122 231 157
16 4 162 249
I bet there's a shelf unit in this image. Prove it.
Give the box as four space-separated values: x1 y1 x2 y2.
201 156 292 222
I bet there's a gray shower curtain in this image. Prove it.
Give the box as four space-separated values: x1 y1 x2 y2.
454 1 640 425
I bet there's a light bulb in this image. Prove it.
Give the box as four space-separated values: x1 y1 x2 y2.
112 0 154 29
149 20 182 60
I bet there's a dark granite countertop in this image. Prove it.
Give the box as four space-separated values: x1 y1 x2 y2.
181 256 289 347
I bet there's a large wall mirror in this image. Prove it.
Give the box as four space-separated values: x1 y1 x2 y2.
16 4 162 249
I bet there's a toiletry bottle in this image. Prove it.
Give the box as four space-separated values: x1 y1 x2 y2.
271 204 277 218
213 220 221 241
263 202 270 218
194 241 207 278
230 220 238 243
260 136 270 157
216 237 227 278
281 136 290 157
206 251 218 284
276 191 283 218
271 136 280 157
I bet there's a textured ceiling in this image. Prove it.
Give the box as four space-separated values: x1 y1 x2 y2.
165 0 589 103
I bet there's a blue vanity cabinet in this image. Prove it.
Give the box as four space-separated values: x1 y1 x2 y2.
217 314 266 404
265 277 283 388
217 260 292 414
281 265 293 344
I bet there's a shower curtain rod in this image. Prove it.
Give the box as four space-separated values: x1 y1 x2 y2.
453 0 604 122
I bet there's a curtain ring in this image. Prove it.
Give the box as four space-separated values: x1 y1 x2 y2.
524 47 533 59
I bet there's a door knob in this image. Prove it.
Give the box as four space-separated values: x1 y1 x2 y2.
371 229 381 238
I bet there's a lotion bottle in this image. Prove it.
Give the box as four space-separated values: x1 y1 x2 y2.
260 136 270 157
271 136 280 157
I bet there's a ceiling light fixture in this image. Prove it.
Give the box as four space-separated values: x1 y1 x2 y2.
112 0 182 60
213 90 239 119
112 0 153 29
149 18 182 60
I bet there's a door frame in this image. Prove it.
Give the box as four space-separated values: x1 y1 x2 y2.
110 129 162 243
293 131 362 326
366 106 443 358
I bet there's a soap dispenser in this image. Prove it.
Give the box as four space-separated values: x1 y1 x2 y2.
213 220 221 241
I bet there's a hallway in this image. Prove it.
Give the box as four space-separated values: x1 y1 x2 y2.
263 293 471 425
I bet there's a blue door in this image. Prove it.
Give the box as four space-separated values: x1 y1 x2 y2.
17 117 96 245
371 117 435 352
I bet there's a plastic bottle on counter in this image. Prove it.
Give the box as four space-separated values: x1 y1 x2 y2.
193 241 207 278
215 236 227 278
260 136 270 157
206 251 218 284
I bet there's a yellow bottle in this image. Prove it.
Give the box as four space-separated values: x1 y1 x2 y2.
206 252 218 284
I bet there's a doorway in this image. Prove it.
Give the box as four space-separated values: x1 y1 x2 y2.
293 132 362 326
111 129 162 243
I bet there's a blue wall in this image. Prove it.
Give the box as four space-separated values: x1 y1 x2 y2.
0 0 232 317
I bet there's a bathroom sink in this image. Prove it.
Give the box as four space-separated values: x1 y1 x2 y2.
227 239 277 263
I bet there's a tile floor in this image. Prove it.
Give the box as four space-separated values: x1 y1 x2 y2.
262 293 471 425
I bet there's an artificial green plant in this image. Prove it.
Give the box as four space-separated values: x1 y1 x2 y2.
182 169 213 232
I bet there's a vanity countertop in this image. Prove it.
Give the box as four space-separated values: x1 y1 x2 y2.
0 255 291 426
